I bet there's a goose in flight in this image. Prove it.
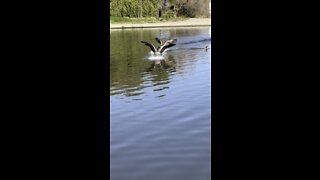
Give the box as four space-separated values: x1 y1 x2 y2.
141 37 177 56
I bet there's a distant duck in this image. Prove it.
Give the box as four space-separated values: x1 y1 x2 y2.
141 37 177 56
190 46 210 51
204 46 210 51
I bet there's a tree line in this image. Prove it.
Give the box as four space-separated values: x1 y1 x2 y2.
110 0 210 18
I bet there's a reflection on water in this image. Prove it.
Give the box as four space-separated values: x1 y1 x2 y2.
110 27 211 180
110 54 176 97
110 27 211 99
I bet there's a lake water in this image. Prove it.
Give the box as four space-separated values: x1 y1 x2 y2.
110 27 211 180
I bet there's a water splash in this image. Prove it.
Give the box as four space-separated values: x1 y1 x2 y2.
147 55 165 61
146 51 166 60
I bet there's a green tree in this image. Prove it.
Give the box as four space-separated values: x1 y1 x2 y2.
110 0 161 18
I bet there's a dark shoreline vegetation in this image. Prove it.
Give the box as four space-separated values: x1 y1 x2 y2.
110 16 189 24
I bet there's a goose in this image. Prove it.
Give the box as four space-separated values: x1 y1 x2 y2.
141 37 177 56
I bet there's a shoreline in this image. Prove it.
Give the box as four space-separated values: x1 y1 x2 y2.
110 18 211 29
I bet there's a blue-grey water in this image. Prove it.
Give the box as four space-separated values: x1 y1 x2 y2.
110 27 211 180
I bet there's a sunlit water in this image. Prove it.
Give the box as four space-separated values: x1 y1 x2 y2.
110 27 211 180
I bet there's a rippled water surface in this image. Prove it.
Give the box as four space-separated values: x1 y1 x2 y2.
110 27 211 180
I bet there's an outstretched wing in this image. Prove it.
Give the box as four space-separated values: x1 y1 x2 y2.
158 38 177 53
141 41 157 53
159 43 176 53
164 39 177 44
155 37 162 45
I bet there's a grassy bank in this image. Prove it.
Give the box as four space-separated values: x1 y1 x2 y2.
110 16 188 24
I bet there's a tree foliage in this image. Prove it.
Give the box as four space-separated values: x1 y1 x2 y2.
110 0 160 18
110 0 210 18
172 0 211 18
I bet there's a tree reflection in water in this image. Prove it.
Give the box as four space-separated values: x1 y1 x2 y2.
110 27 210 99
